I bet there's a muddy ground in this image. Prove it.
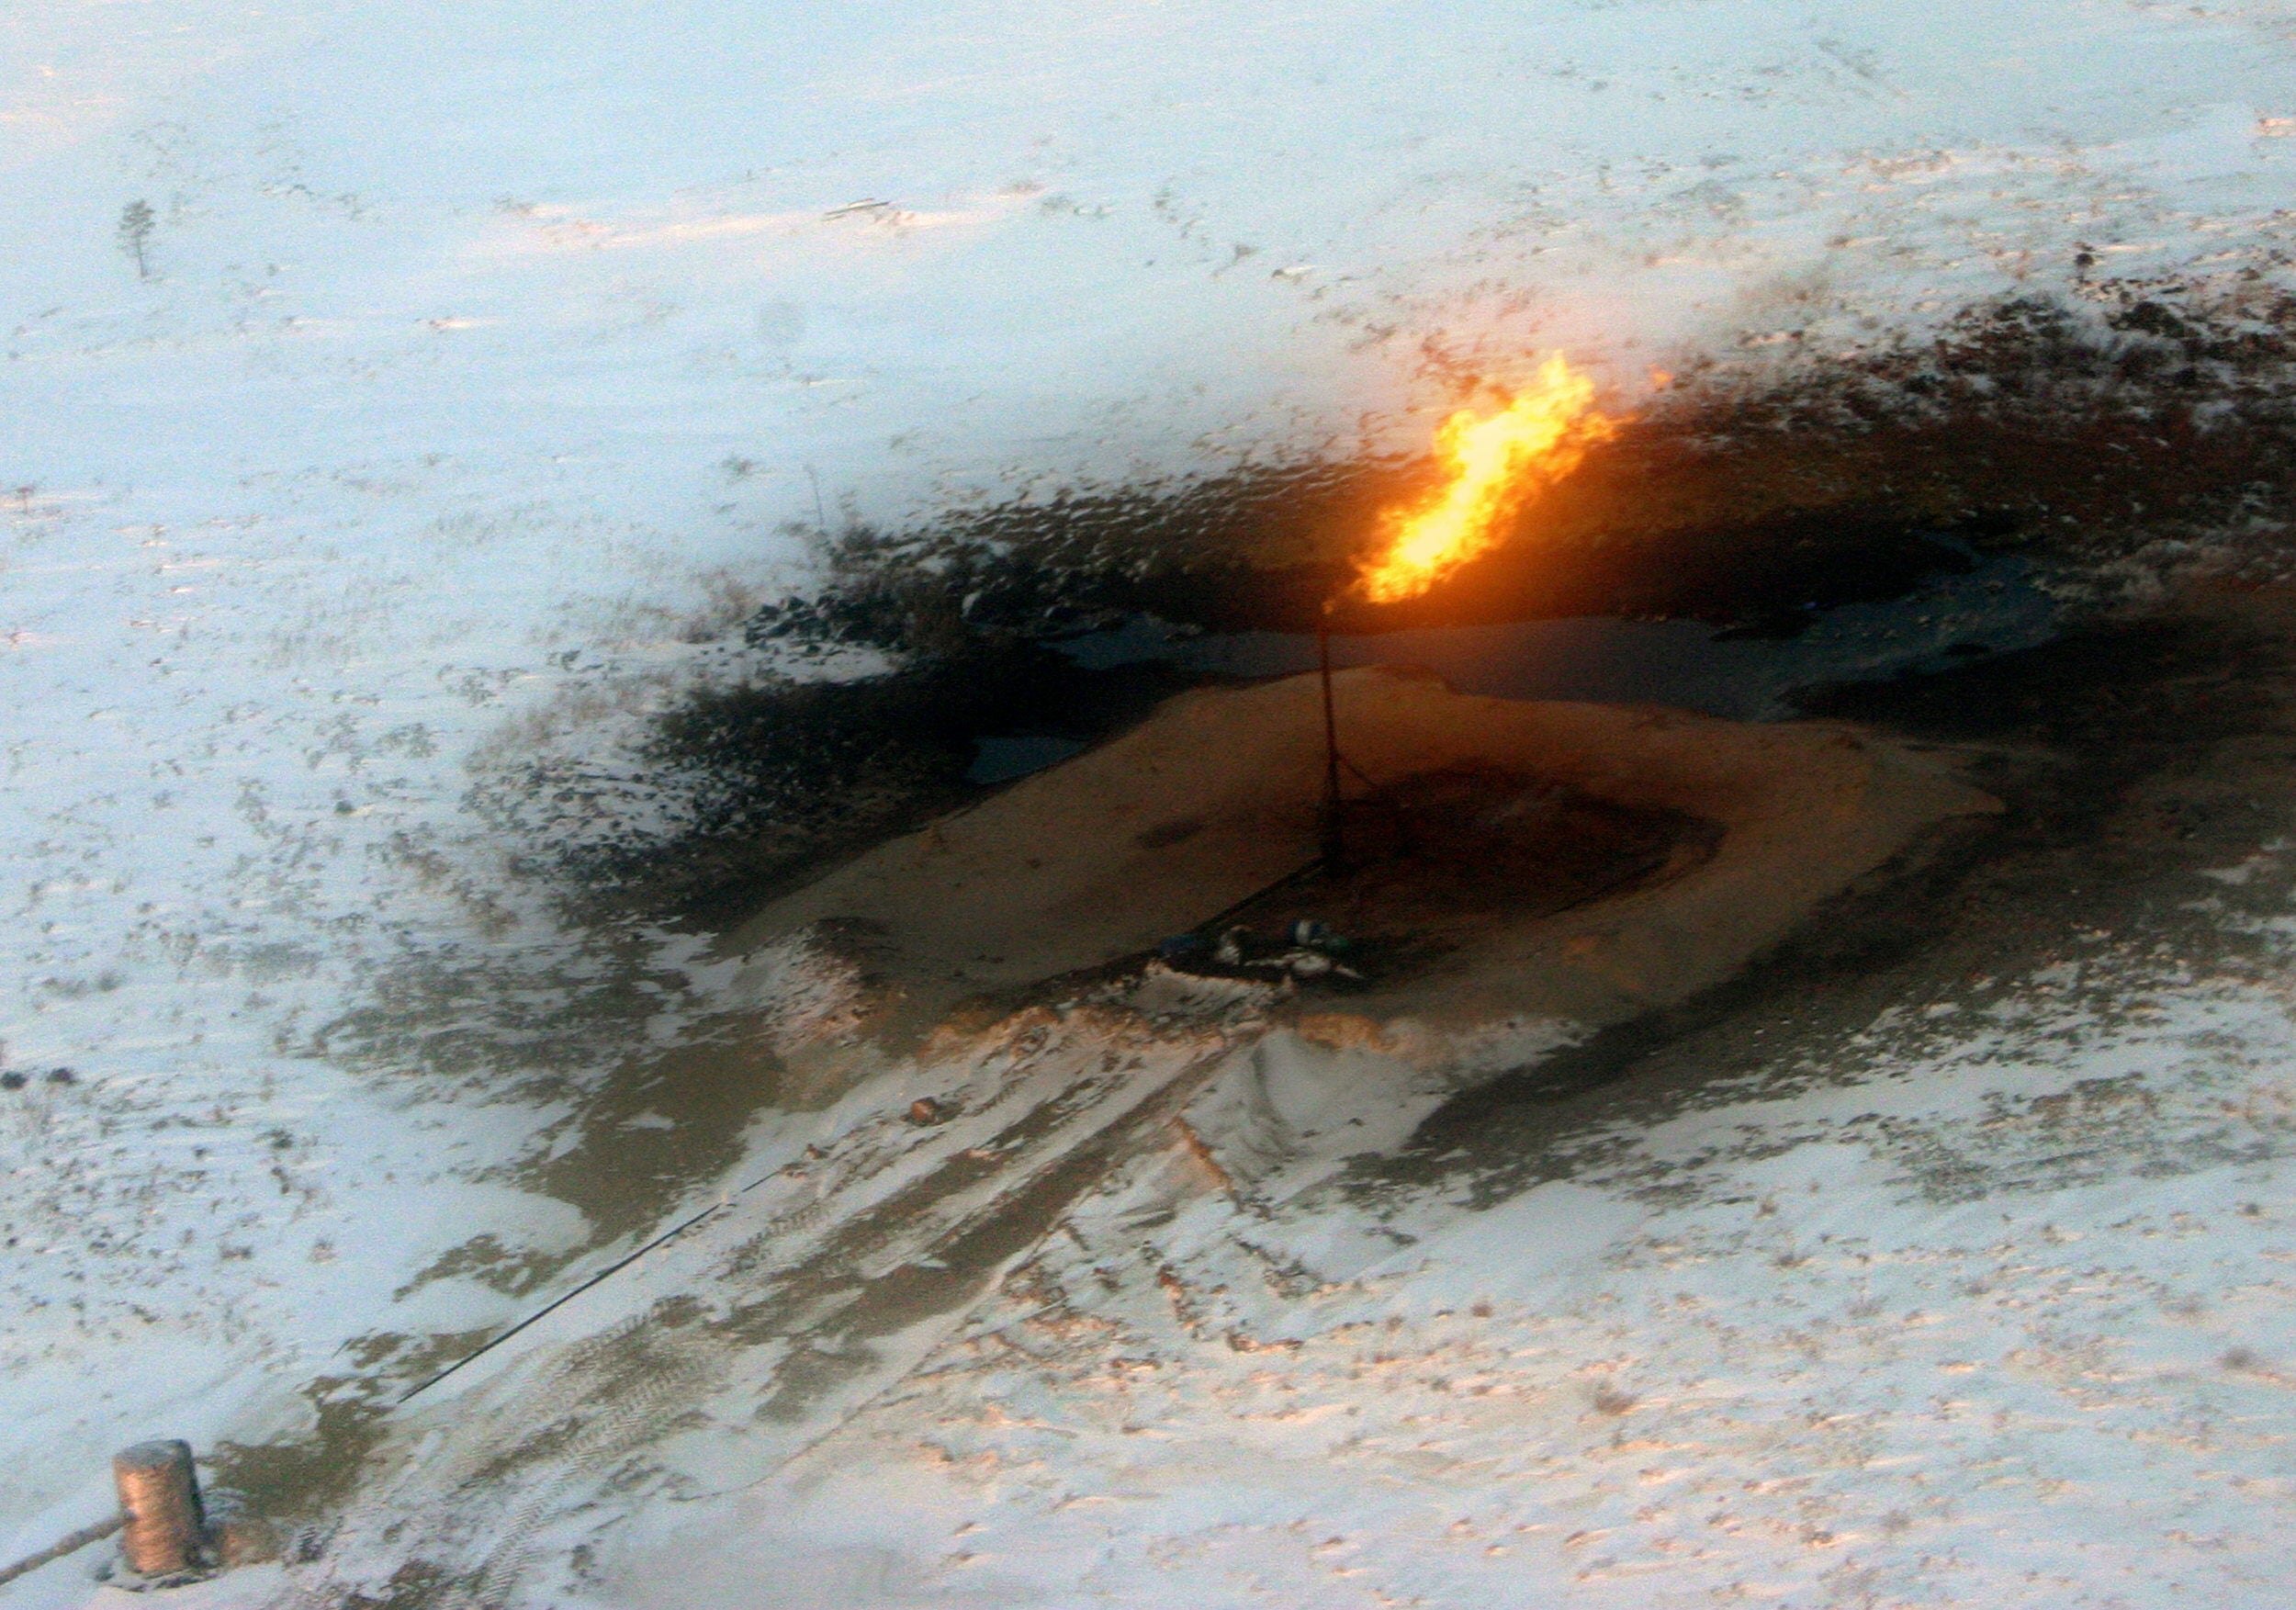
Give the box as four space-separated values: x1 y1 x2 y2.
1392 583 2296 1205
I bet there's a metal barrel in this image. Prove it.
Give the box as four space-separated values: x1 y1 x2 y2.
112 1440 206 1578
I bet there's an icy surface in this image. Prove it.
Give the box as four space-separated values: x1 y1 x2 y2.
4 0 2296 1604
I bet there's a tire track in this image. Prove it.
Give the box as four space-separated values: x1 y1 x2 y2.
272 1008 1251 1609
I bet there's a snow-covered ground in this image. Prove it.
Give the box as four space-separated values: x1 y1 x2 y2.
5 1 2296 1604
623 942 2296 1609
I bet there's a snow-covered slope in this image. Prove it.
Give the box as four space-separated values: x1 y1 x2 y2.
4 1 2296 1604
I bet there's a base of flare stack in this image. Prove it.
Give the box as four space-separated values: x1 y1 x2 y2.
717 664 2001 1047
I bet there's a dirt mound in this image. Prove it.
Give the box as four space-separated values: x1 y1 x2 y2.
720 666 1999 1034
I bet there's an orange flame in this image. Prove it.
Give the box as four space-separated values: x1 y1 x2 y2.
1356 355 1618 605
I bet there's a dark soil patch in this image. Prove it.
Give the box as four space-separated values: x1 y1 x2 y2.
1190 765 1717 993
562 638 1202 928
568 276 2296 929
1376 586 2296 1205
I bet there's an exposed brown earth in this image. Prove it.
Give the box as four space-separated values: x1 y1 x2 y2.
720 665 1999 1045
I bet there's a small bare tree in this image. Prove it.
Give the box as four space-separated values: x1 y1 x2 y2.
118 199 154 279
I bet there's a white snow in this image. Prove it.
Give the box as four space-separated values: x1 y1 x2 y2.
1180 1018 1581 1203
611 947 2296 1609
4 0 2296 1604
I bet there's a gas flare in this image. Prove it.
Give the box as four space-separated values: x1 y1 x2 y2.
1356 355 1618 604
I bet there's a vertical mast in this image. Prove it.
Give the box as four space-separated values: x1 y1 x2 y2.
1320 597 1344 867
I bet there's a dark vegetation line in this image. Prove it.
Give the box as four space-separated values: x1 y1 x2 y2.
482 273 2296 928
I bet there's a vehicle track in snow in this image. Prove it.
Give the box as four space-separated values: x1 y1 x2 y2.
272 1006 1253 1610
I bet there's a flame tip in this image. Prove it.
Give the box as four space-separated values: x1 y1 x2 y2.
1356 355 1615 605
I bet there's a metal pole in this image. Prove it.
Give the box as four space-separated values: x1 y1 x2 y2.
1319 597 1344 868
0 1515 123 1590
113 1440 205 1579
